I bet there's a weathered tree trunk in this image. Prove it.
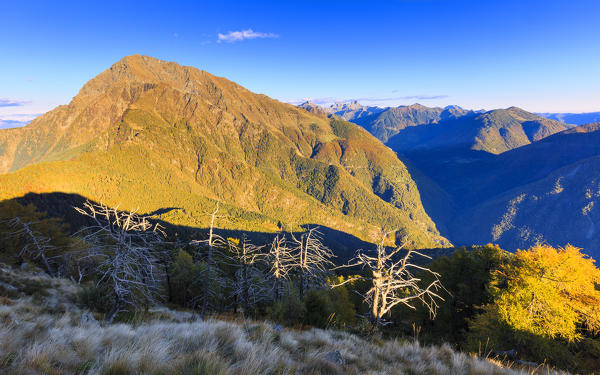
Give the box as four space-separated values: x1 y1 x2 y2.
201 205 218 320
106 292 123 324
242 262 249 315
17 218 55 277
164 262 173 303
201 229 213 320
299 234 306 299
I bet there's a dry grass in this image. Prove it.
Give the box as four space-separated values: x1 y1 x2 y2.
0 265 567 375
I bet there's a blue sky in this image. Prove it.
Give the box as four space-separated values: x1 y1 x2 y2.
1 0 599 127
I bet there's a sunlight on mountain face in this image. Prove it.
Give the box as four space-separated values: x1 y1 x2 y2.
2 1 600 373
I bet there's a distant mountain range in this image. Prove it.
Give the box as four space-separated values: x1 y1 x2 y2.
303 101 574 153
386 106 574 154
300 101 474 143
538 112 600 125
451 124 600 256
354 104 474 143
0 55 448 252
299 100 384 122
299 101 600 258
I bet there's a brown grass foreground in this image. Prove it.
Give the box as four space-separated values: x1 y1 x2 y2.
0 265 566 375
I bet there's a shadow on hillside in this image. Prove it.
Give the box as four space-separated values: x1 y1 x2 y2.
7 192 380 262
147 207 183 216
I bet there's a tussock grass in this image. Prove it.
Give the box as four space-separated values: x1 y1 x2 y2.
0 265 566 374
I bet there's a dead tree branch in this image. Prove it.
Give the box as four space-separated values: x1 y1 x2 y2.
6 217 56 277
74 200 165 323
290 226 335 298
333 229 443 326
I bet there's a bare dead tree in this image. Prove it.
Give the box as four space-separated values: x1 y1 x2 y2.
266 233 295 302
5 217 56 277
190 202 228 319
228 235 269 315
334 230 443 327
61 248 97 284
289 226 335 298
74 201 165 323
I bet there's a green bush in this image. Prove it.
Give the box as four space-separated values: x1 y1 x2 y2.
404 245 507 343
267 293 305 326
78 282 114 314
168 250 202 307
304 290 333 328
327 284 356 328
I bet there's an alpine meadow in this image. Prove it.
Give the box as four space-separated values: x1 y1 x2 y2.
2 1 600 374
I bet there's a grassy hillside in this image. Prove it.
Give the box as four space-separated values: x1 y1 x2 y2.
0 264 561 375
0 55 448 248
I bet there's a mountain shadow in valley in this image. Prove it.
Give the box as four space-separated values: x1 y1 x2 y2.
6 192 388 263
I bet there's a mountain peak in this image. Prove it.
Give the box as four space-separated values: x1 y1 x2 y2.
0 55 448 249
79 55 207 96
114 54 185 71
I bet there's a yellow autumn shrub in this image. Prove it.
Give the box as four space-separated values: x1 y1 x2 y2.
495 244 600 341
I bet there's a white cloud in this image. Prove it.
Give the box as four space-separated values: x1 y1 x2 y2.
217 29 278 43
0 120 28 128
0 113 42 121
0 112 42 128
0 98 31 107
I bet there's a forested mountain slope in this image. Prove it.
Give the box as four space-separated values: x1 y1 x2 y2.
387 107 573 154
0 55 448 248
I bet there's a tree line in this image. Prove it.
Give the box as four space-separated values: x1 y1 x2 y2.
2 199 600 372
0 199 441 328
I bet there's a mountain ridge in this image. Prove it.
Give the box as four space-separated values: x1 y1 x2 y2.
538 111 600 125
386 106 574 154
394 123 600 258
0 55 448 249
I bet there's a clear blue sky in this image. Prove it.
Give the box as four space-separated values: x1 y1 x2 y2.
1 0 599 127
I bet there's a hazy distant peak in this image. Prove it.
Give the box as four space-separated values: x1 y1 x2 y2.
537 111 600 126
407 103 428 109
324 101 385 122
329 100 366 111
298 101 329 115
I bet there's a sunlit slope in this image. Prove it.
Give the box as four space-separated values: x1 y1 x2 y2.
0 55 448 247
